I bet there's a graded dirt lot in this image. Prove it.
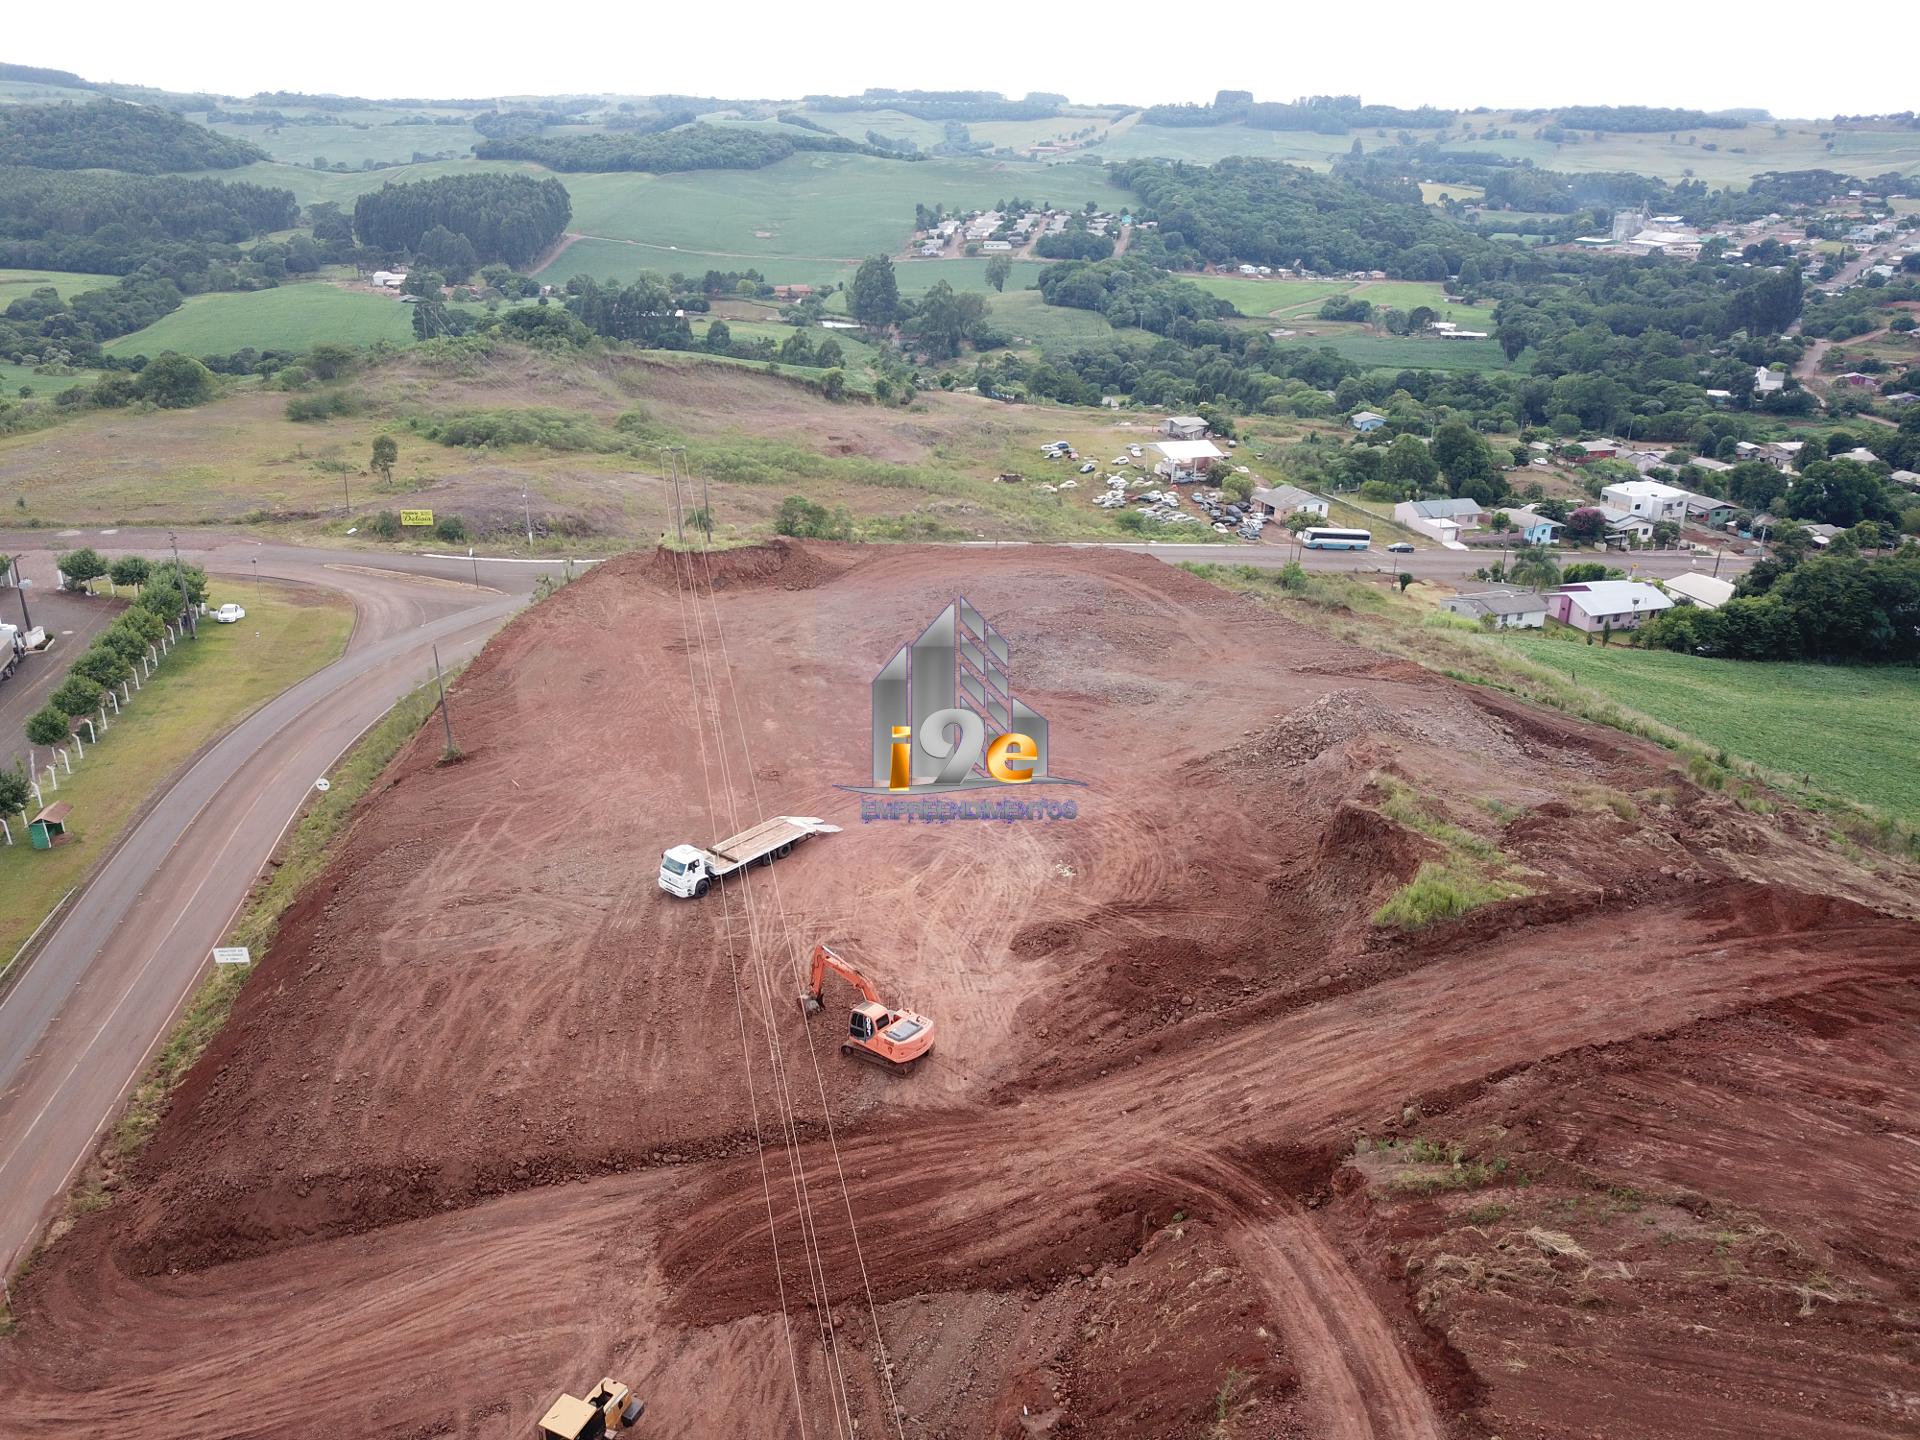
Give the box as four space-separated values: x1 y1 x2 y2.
2 541 1917 1439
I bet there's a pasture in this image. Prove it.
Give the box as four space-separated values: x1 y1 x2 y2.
204 116 486 169
1502 637 1920 827
1265 330 1512 371
0 268 117 303
105 284 415 357
558 153 1126 261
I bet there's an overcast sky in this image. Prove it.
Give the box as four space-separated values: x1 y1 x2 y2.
13 1 1912 119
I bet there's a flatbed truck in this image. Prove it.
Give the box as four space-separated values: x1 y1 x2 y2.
658 815 840 899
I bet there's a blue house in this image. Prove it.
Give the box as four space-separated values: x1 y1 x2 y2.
1502 507 1565 545
1350 410 1387 433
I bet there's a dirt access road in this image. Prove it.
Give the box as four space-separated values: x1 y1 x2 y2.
3 541 1914 1439
0 555 122 776
0 531 581 1279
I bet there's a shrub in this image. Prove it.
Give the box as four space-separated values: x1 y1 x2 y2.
366 510 402 539
107 554 152 589
284 388 359 422
56 546 107 590
433 514 469 543
0 764 29 816
772 494 852 539
25 705 71 746
50 673 104 717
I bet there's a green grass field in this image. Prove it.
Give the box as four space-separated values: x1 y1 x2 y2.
190 158 541 208
987 289 1132 347
0 582 354 968
0 362 95 398
1190 276 1351 316
539 238 856 291
204 116 485 168
105 284 415 357
1269 331 1512 371
556 153 1127 263
0 268 118 303
1502 637 1920 826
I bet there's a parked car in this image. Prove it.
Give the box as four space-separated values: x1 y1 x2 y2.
214 603 246 623
1079 462 1096 473
1386 542 1414 553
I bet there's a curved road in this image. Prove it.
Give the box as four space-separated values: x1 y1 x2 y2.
0 531 581 1277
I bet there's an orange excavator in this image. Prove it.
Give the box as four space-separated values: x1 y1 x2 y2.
799 943 935 1074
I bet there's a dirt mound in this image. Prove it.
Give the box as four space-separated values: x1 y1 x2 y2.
639 536 848 593
5 541 1917 1440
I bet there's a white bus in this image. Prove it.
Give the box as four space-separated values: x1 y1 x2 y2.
1299 526 1372 550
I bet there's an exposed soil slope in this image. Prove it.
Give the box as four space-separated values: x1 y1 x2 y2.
2 541 1915 1440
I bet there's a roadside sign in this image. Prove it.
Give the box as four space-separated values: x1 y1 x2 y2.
16 578 29 588
314 778 332 792
212 946 251 966
400 509 435 527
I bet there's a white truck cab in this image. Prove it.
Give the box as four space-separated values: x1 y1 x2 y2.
658 816 839 899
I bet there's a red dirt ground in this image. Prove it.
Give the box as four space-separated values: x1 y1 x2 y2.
2 541 1916 1439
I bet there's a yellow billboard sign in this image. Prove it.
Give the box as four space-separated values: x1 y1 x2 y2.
400 509 435 527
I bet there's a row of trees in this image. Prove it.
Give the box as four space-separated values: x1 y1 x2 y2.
18 555 208 760
475 122 895 173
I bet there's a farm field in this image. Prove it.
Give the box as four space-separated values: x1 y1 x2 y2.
1089 115 1920 185
1189 275 1351 316
0 361 96 397
1268 329 1512 371
986 288 1130 346
204 117 486 168
538 237 850 291
0 268 117 303
104 284 416 358
0 582 353 967
189 158 539 208
1419 181 1483 204
7 541 1917 1440
557 153 1127 262
1502 636 1920 826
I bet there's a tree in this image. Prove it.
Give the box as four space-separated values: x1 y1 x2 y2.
985 254 1012 293
132 352 214 409
306 343 357 381
416 224 478 282
25 706 69 747
814 337 843 367
1397 572 1414 592
72 644 130 688
0 764 29 818
1382 433 1438 490
49 673 101 718
704 319 732 353
848 255 901 328
1650 520 1681 549
371 435 398 484
1507 546 1561 590
56 547 107 592
819 368 847 401
1564 507 1607 545
108 555 151 590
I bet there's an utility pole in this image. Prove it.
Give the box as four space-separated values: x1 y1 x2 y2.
10 556 31 631
699 464 712 549
660 446 686 545
432 645 457 758
469 546 479 589
343 471 351 518
170 531 195 639
523 485 534 551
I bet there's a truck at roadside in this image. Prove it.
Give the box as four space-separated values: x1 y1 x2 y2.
658 815 840 899
0 622 23 682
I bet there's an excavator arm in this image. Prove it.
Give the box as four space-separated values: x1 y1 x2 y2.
801 943 883 1012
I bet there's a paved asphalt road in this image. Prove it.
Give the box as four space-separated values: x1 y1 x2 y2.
0 530 580 1276
0 524 1748 1278
0 556 124 777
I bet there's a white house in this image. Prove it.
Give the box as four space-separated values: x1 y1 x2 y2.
1393 497 1483 544
1548 581 1674 633
1754 366 1785 394
1442 589 1549 629
1601 480 1690 522
1661 573 1736 610
1152 439 1225 482
1250 484 1330 519
1161 416 1208 441
1594 506 1655 545
980 239 1014 253
370 270 408 288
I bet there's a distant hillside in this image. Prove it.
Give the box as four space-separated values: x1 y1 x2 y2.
476 121 900 173
0 100 265 173
0 63 94 89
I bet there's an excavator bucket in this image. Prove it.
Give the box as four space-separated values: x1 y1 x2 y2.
798 993 823 1017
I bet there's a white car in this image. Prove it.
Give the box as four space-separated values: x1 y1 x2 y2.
1128 444 1143 457
214 603 246 624
1079 461 1097 473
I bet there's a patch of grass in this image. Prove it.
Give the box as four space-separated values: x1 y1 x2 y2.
1373 860 1528 930
1464 1201 1511 1226
0 584 353 969
1375 774 1500 862
1505 637 1920 830
112 674 449 1163
105 283 415 358
0 268 118 303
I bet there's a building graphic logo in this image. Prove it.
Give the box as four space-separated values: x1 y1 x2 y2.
845 597 1076 796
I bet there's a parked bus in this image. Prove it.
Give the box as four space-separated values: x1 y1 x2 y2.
1299 526 1372 550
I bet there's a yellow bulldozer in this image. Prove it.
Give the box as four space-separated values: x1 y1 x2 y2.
537 1378 644 1439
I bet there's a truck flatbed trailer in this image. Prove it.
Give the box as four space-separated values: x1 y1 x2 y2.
658 815 840 899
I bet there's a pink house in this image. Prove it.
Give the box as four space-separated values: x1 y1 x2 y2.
1547 581 1674 633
